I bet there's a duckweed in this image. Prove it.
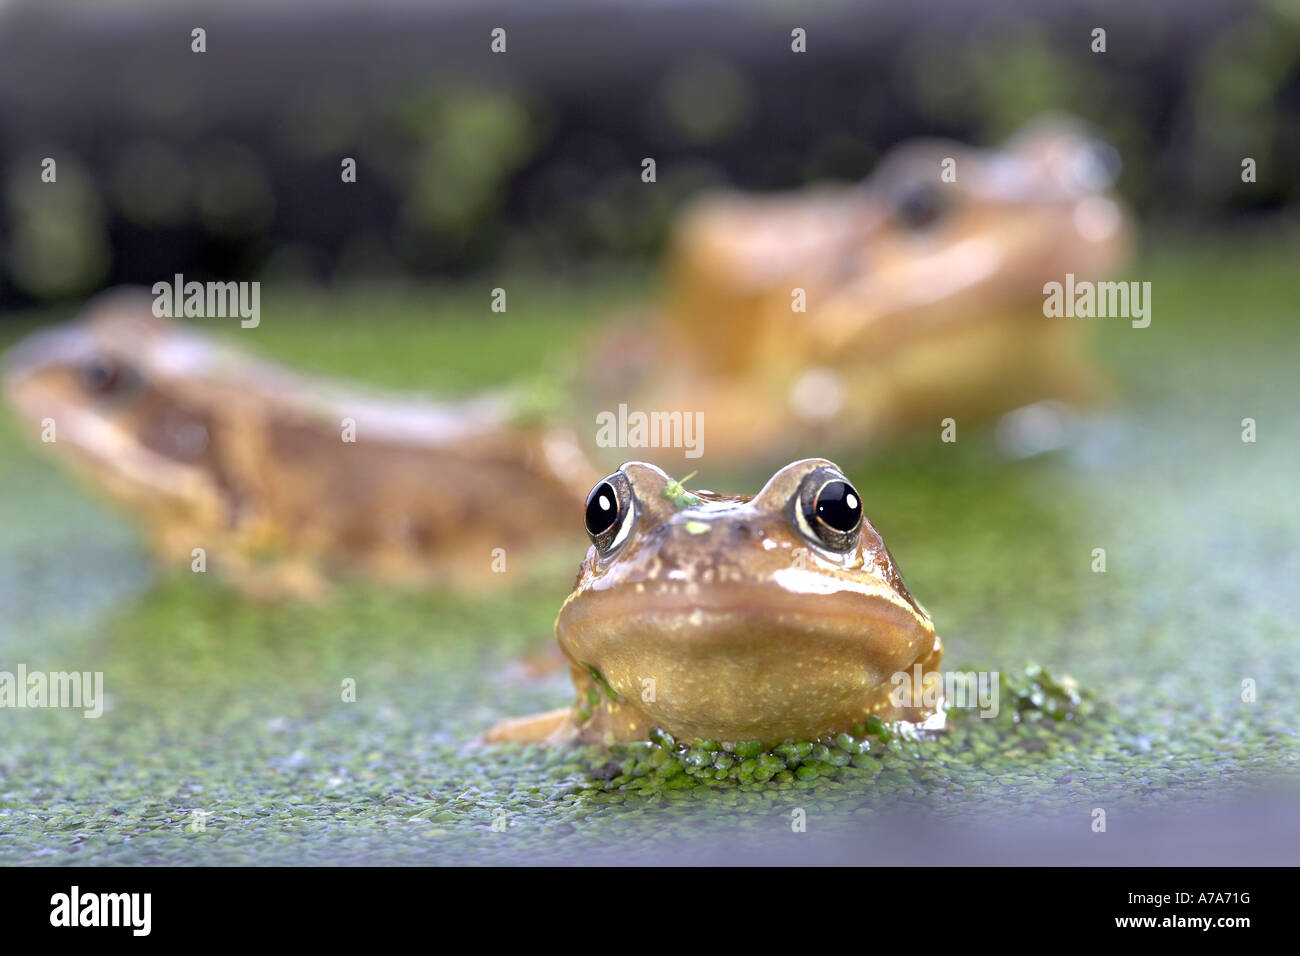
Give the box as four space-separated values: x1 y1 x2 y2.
590 664 1103 793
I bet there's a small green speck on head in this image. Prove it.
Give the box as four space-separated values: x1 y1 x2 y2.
662 471 702 508
684 520 709 535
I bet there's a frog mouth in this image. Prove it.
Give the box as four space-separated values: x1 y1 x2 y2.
5 384 224 520
4 322 228 516
557 580 933 668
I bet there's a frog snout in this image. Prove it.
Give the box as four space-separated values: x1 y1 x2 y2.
3 326 93 387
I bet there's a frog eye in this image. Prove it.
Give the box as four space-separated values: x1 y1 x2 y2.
891 180 948 231
79 357 141 399
795 468 863 552
584 472 635 554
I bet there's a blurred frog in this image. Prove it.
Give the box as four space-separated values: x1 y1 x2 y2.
2 290 599 597
599 116 1133 463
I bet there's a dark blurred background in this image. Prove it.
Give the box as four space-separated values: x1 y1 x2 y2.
1 0 1297 311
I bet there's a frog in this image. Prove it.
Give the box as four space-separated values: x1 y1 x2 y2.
1 289 600 597
485 459 942 747
597 116 1134 464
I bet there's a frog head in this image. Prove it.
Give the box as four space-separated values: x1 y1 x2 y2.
554 459 942 745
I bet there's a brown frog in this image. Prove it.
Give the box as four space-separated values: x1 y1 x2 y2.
486 459 942 747
2 290 599 597
605 116 1133 463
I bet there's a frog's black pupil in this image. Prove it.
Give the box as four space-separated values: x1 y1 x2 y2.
815 481 862 533
80 360 119 394
894 182 944 230
585 482 619 537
